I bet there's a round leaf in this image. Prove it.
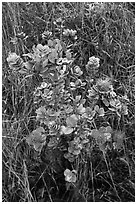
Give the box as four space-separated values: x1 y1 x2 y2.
91 129 100 139
106 126 112 133
24 61 33 70
48 137 58 148
66 50 72 60
43 45 50 54
48 39 53 47
55 42 62 52
64 169 71 177
48 49 58 63
64 169 77 183
102 97 110 107
42 58 49 67
98 107 105 117
99 126 106 133
77 104 86 114
33 143 43 152
37 44 44 51
72 149 81 155
60 126 73 135
113 131 125 150
75 95 81 102
94 105 99 111
104 133 111 140
66 114 78 127
26 127 47 152
65 105 73 114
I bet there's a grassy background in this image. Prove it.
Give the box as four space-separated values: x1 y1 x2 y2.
2 2 135 202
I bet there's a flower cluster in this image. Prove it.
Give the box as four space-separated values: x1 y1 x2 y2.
95 77 113 94
87 2 105 14
113 131 125 150
7 53 24 71
91 126 112 151
86 56 100 76
88 76 129 117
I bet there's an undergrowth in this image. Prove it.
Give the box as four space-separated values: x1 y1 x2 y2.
2 2 135 202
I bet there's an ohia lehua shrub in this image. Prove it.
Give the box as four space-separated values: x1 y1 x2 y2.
7 28 129 185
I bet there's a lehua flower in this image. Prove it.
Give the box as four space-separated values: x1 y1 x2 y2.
7 53 19 64
64 169 77 183
91 126 112 146
7 52 24 71
95 77 113 93
86 56 100 71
